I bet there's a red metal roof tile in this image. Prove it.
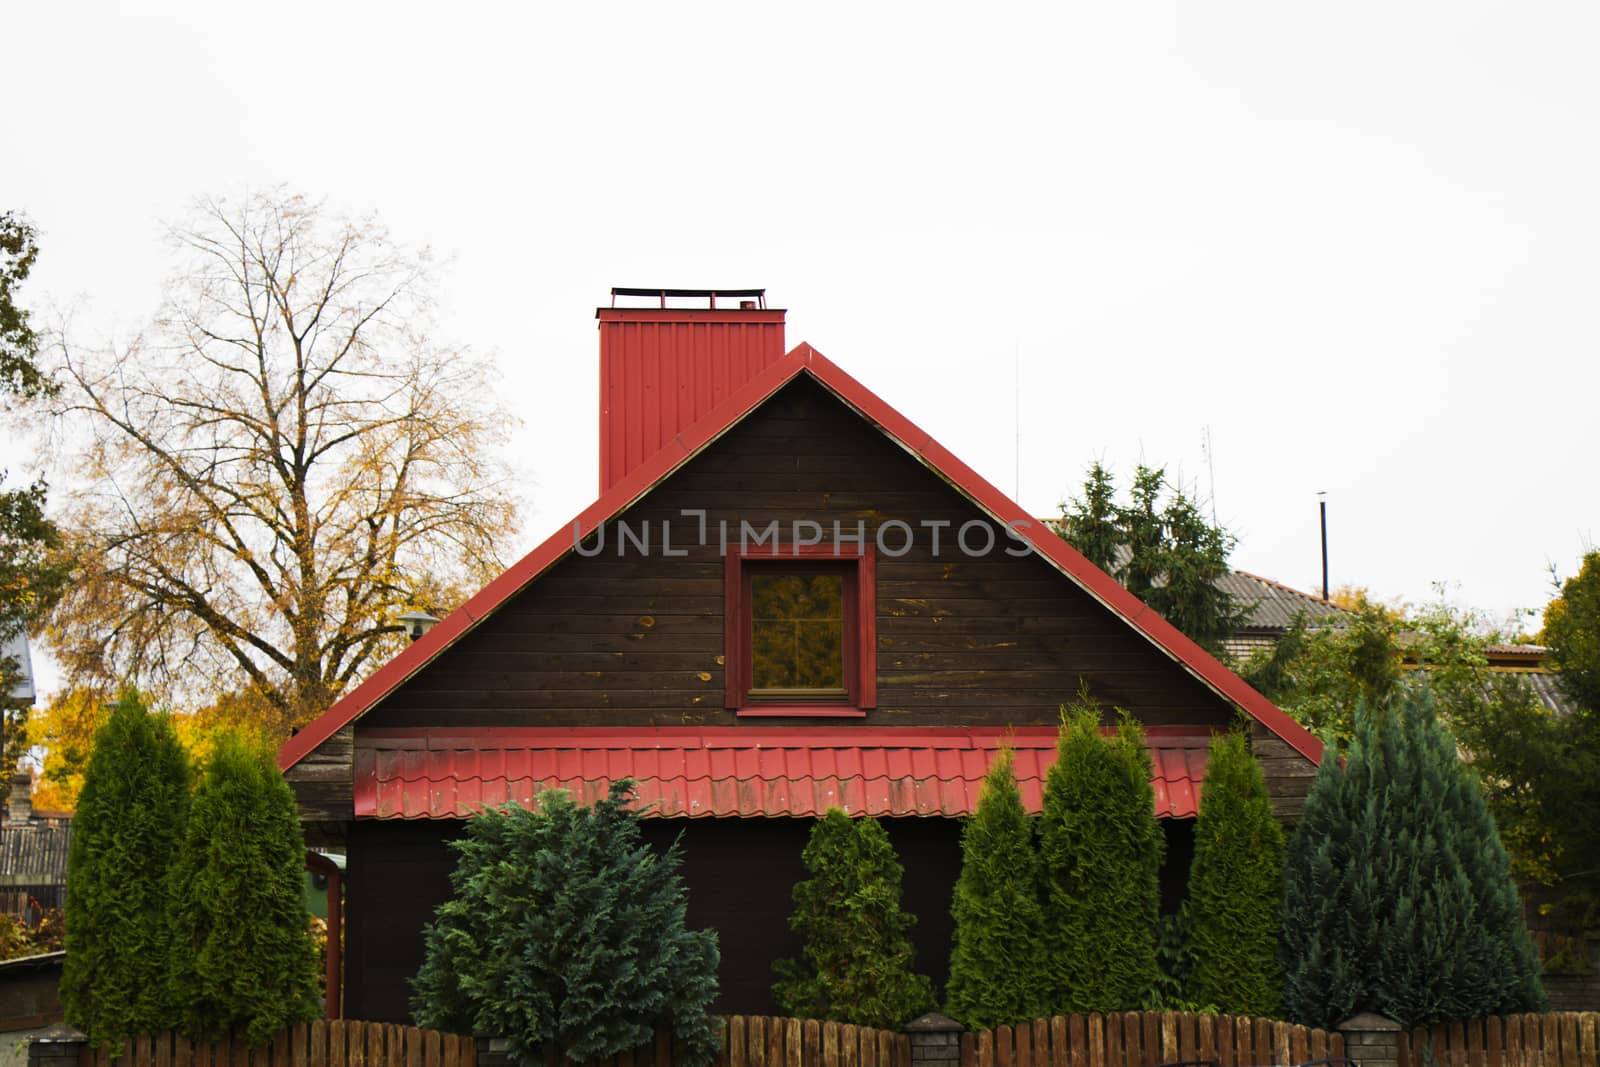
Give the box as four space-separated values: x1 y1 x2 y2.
353 726 1215 820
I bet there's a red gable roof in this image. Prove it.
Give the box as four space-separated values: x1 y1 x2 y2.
354 727 1214 820
278 343 1324 773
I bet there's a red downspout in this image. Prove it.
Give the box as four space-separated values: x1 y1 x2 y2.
306 851 342 1019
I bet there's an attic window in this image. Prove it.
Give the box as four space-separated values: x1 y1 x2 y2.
725 544 876 717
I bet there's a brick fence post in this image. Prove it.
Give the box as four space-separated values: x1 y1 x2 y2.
1337 1013 1403 1067
905 1013 964 1067
29 1024 87 1067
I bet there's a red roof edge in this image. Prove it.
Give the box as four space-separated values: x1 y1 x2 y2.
279 343 1323 772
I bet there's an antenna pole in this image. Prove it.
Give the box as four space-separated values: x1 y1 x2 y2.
1318 492 1329 600
1013 339 1020 501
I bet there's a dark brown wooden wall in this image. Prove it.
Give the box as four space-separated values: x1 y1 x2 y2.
343 815 1200 1026
363 377 1234 732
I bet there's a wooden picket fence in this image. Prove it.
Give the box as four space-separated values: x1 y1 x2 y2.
70 1016 909 1067
1398 1013 1600 1067
719 1015 910 1067
962 1012 1345 1067
75 1021 476 1067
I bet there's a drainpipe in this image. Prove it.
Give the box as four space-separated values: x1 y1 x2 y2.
306 851 343 1019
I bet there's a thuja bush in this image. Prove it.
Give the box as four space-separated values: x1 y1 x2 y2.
1038 698 1163 1013
413 782 720 1065
945 748 1048 1029
167 732 320 1045
773 809 935 1028
1281 691 1547 1028
1183 729 1285 1016
61 691 191 1045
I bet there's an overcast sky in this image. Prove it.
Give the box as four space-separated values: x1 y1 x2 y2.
7 2 1598 691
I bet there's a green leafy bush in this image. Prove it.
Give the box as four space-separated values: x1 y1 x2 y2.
945 748 1048 1028
1183 730 1284 1015
773 809 935 1028
1281 691 1547 1027
413 782 720 1065
166 732 320 1044
1038 698 1163 1013
61 691 190 1044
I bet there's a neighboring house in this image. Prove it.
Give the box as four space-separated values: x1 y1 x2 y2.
277 290 1324 1021
0 774 69 926
1 634 36 705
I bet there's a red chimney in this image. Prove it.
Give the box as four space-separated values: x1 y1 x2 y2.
597 288 786 492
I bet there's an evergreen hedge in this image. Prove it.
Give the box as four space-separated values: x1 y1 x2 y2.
166 732 320 1045
412 783 720 1065
773 809 935 1028
1183 730 1284 1015
1038 700 1164 1013
945 748 1048 1029
1281 691 1547 1028
61 691 191 1045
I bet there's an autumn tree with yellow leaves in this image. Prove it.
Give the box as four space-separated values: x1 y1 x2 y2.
45 192 518 740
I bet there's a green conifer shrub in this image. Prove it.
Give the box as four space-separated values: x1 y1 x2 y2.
1281 691 1547 1028
166 732 320 1044
773 809 935 1028
412 782 720 1065
945 748 1048 1029
1183 729 1284 1015
1037 698 1164 1013
61 690 191 1045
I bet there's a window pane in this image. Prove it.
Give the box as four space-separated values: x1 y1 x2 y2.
750 573 845 691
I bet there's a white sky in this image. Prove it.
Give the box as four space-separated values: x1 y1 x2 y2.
6 2 1598 700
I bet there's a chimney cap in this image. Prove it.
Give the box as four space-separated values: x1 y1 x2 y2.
610 287 767 310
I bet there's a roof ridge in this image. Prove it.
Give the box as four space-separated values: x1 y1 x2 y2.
1230 568 1348 609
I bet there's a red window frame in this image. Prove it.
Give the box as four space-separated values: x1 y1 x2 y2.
724 543 876 717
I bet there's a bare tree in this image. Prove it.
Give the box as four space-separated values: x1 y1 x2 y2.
48 191 519 737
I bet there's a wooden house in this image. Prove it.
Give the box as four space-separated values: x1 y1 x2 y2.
277 290 1324 1022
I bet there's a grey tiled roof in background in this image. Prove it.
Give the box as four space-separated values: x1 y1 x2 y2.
1218 570 1350 632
